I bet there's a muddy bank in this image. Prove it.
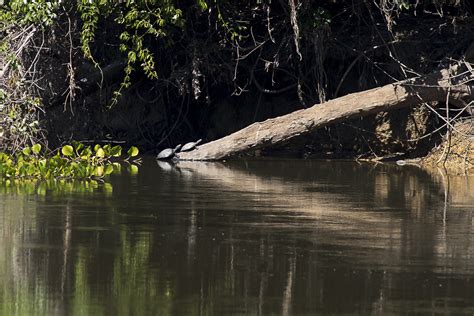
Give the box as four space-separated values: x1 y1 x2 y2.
421 121 474 174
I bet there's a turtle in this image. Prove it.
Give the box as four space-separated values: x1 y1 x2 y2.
156 144 182 160
180 139 202 152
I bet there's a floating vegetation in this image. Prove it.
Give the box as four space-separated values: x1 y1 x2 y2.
0 141 140 180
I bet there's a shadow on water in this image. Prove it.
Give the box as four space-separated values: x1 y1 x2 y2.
0 158 474 315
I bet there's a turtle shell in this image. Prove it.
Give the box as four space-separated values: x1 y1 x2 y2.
156 148 174 159
181 139 202 152
156 144 182 160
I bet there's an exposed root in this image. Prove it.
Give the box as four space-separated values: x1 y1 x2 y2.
288 0 302 61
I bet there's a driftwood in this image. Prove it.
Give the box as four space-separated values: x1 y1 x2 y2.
179 66 473 161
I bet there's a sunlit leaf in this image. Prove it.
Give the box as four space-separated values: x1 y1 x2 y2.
95 166 104 177
103 144 111 155
61 145 74 156
127 146 139 157
104 164 114 175
110 145 122 157
96 148 105 158
72 140 84 153
22 146 31 156
32 143 41 155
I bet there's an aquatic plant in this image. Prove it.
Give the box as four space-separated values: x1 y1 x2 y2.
0 142 140 180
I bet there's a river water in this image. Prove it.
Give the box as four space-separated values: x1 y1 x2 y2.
0 159 473 315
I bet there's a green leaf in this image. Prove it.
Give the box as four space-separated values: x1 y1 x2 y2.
104 164 114 175
197 0 208 11
72 140 84 153
0 152 8 162
32 144 41 155
61 145 74 156
127 146 139 157
110 145 122 157
96 148 105 158
95 166 104 177
22 147 31 156
80 147 92 160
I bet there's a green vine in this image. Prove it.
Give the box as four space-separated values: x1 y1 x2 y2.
77 0 101 62
2 0 61 26
75 0 185 105
1 0 247 107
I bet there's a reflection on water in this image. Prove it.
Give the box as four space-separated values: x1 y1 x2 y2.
1 159 474 315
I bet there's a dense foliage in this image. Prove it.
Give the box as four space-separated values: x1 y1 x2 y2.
0 142 139 180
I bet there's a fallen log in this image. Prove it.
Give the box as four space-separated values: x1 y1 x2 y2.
179 66 473 161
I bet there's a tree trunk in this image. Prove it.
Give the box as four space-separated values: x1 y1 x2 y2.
179 66 473 161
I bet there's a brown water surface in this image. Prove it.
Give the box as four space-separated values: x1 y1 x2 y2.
1 159 474 315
